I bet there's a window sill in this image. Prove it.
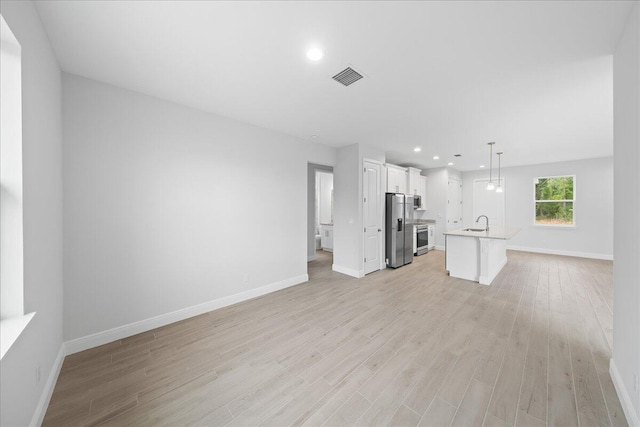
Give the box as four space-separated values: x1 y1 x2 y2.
0 312 36 360
533 224 577 229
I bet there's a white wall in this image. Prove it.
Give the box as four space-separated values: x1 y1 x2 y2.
62 74 336 341
333 143 385 277
612 3 640 424
0 1 64 426
333 144 361 276
422 167 461 249
423 168 447 248
461 157 613 259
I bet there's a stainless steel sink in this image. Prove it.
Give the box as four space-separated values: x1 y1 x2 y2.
463 228 487 232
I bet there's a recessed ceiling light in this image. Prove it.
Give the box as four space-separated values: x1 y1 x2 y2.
310 134 318 139
448 162 454 166
433 156 440 160
306 47 324 61
480 165 485 168
414 147 421 152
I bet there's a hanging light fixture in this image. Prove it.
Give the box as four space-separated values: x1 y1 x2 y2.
486 142 496 190
495 152 503 193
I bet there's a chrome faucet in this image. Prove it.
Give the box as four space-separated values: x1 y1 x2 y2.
476 215 489 231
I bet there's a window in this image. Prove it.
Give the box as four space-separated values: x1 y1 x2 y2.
0 14 32 360
534 175 575 226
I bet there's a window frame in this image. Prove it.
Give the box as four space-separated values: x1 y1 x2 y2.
0 13 34 361
533 174 576 228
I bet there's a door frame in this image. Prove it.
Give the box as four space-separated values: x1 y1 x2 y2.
307 163 333 264
362 158 386 274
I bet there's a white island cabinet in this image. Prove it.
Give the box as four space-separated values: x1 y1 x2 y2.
443 228 520 285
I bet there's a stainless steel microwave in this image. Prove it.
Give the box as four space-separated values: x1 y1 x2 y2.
413 195 422 209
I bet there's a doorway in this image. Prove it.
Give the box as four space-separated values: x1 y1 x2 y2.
316 170 334 254
307 163 334 278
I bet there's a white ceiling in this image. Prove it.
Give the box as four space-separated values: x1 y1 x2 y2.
34 1 633 171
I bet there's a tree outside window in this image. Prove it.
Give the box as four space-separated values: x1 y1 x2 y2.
534 176 575 226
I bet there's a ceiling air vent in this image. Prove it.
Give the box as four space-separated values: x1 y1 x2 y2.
332 67 364 87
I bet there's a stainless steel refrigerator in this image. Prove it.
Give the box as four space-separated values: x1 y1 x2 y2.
385 193 414 268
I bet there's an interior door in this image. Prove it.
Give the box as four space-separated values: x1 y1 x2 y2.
473 178 505 228
363 161 382 275
447 178 463 230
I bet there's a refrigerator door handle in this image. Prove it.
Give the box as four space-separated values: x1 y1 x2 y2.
398 218 403 232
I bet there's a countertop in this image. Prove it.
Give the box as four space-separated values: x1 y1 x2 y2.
443 227 520 240
414 219 436 225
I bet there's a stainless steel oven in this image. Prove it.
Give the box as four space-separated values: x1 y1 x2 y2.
416 224 430 255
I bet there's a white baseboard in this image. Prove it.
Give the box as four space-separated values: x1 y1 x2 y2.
30 343 66 427
65 274 309 355
307 254 316 262
610 358 640 426
434 245 445 251
332 264 363 278
506 245 613 260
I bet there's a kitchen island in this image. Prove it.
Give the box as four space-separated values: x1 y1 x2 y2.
443 227 520 285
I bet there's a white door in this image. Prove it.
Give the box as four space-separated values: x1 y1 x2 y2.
363 161 383 275
447 178 463 230
473 178 505 228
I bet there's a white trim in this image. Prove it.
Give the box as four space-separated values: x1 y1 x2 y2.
506 245 613 261
30 343 66 427
364 158 385 166
434 245 446 251
533 174 576 227
532 224 577 229
385 163 407 172
65 274 308 355
307 255 316 262
610 358 640 427
0 311 35 360
363 158 384 276
332 264 363 278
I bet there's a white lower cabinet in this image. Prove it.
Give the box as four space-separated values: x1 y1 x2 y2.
320 224 333 252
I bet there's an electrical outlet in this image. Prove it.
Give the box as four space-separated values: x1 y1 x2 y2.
35 364 41 385
243 273 249 283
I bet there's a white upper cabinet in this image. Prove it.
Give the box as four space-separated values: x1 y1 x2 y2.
407 167 427 209
407 167 422 197
386 164 407 194
418 175 427 209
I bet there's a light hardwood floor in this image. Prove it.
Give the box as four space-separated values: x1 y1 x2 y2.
43 250 627 427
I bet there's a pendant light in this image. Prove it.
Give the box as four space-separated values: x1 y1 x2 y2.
486 142 496 190
495 152 503 193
